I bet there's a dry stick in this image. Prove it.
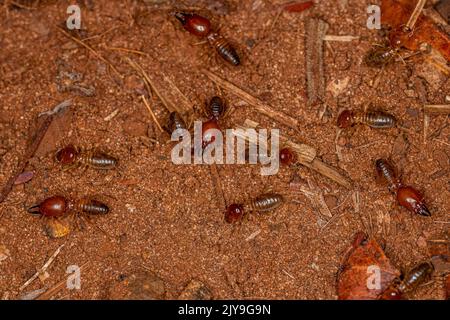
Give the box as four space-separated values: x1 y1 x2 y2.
323 35 360 42
57 26 122 79
305 18 328 108
163 75 195 115
141 95 164 132
236 120 353 188
424 105 450 114
106 46 148 56
201 69 299 130
405 0 427 32
36 262 89 300
0 99 71 204
124 57 180 116
20 244 65 291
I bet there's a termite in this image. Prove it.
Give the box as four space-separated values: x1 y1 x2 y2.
55 145 118 170
202 96 227 148
225 193 284 223
166 111 187 134
364 45 399 68
337 110 396 129
206 32 240 66
375 159 431 216
279 147 297 166
379 261 435 300
28 195 109 217
174 12 240 66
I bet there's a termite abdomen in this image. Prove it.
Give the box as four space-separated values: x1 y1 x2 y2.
28 195 68 217
364 46 397 68
207 33 240 66
248 193 284 212
360 111 396 128
208 96 225 120
375 159 400 192
166 111 187 133
398 262 434 293
396 186 431 217
174 12 211 37
76 199 109 215
85 152 118 169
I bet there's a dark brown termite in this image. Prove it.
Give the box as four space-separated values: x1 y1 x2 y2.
202 96 227 148
206 96 226 120
378 261 435 300
174 12 240 66
375 159 431 216
364 45 399 68
337 110 396 129
225 193 284 223
28 195 109 217
55 145 118 170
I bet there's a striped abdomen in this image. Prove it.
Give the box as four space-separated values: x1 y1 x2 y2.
248 193 284 212
355 111 396 128
80 151 118 170
208 96 225 120
74 199 109 215
398 262 434 293
207 33 240 66
375 159 400 192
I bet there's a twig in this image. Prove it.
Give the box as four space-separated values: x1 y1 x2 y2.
201 69 299 130
104 108 120 121
141 95 163 132
323 35 360 42
36 262 89 300
163 75 195 114
405 0 427 32
106 46 148 56
424 105 450 114
423 113 430 144
20 244 65 291
57 26 122 79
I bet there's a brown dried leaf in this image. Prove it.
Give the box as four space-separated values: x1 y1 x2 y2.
337 232 400 300
35 107 73 157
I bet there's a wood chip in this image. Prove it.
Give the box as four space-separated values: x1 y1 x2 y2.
305 18 329 108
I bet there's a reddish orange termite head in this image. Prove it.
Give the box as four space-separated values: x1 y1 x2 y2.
55 145 78 165
202 119 221 149
28 196 68 217
225 204 244 223
378 287 403 300
337 110 354 128
396 186 431 217
174 12 211 38
279 147 297 166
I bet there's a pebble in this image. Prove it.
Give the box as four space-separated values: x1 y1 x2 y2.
178 279 212 300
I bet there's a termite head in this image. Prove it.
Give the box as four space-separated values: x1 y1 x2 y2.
56 145 78 165
202 119 221 149
378 286 403 300
337 110 354 128
225 204 245 223
279 147 297 166
174 12 211 37
396 186 431 217
28 195 68 217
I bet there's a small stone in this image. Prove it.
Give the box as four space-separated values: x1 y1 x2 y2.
327 77 350 98
404 89 417 98
45 218 71 239
128 271 165 300
417 236 427 249
324 195 338 209
179 279 212 300
405 108 419 118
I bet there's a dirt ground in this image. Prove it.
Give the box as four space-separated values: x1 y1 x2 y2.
0 0 449 300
